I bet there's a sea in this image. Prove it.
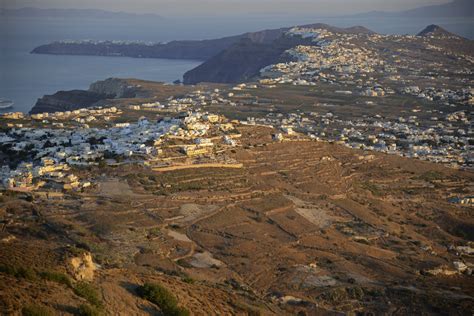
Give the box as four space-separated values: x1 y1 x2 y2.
1 15 473 114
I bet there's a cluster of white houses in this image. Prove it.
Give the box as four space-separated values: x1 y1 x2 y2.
0 109 238 191
259 28 386 91
402 86 473 106
250 108 472 169
258 27 473 106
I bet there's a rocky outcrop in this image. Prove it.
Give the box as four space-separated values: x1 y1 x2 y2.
29 78 147 114
89 77 146 98
29 90 112 114
68 252 97 281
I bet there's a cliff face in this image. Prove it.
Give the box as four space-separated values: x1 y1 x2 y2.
183 36 307 84
29 78 146 114
30 90 112 114
89 77 147 98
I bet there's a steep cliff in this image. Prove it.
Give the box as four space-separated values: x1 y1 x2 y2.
183 36 306 84
29 78 146 114
29 90 112 114
89 77 148 98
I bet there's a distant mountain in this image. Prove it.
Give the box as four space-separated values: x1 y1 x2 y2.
417 24 463 38
0 7 162 19
351 0 473 18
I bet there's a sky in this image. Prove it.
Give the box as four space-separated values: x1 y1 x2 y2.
3 0 452 16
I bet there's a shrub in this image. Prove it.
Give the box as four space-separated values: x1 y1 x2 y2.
137 282 189 316
76 304 101 316
0 264 37 280
176 259 192 268
22 305 53 316
359 181 383 196
231 300 262 316
181 276 195 284
39 271 72 288
74 282 102 307
417 171 443 182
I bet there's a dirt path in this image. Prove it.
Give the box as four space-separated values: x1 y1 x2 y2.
152 163 243 172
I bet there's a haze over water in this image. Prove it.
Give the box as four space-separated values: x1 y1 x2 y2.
1 14 473 113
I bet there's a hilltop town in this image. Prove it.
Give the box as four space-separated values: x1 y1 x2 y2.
1 22 473 315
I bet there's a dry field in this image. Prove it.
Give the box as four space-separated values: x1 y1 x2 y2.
1 125 473 315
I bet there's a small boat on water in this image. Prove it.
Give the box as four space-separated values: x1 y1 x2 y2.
0 99 14 109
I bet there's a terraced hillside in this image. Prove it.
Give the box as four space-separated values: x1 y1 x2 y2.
1 124 473 315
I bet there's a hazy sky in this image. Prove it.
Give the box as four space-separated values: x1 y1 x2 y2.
4 0 452 16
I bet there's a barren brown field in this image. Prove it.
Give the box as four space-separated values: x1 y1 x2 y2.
1 125 473 315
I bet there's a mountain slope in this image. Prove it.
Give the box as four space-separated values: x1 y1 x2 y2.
417 24 463 38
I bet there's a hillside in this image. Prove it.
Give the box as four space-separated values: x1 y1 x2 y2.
417 24 464 39
1 122 473 315
1 47 473 313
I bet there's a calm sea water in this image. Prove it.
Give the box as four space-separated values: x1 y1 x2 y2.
1 15 472 113
0 17 204 114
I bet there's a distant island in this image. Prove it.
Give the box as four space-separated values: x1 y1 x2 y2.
0 7 162 19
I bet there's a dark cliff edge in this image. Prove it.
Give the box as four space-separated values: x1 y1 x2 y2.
183 36 305 84
30 90 112 114
29 78 146 114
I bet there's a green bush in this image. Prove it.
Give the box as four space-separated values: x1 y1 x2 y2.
76 304 101 316
22 305 53 316
0 264 37 280
39 271 72 288
417 171 443 182
137 282 189 316
74 282 102 307
181 276 195 284
176 259 192 268
359 181 383 196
